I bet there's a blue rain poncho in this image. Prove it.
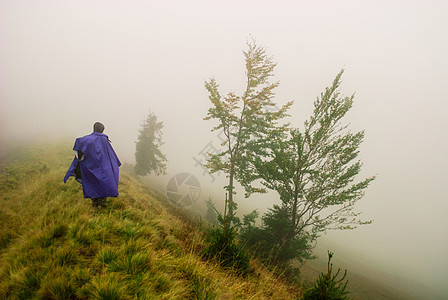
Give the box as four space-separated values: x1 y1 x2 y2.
64 132 121 198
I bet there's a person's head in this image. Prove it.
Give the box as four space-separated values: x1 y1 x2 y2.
93 122 105 133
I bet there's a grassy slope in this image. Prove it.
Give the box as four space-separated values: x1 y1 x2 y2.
0 142 301 299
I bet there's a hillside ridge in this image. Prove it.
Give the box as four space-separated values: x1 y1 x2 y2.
0 142 301 299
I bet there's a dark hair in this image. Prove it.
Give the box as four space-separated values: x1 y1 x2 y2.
93 122 105 133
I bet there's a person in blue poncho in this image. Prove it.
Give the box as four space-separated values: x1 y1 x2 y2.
64 122 121 207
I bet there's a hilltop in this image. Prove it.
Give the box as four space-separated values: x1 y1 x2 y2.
0 142 301 299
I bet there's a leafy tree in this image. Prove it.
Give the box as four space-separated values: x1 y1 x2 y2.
204 38 291 217
249 70 375 261
134 110 167 176
303 251 350 300
241 204 315 267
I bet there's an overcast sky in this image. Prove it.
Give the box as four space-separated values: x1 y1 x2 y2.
1 0 447 297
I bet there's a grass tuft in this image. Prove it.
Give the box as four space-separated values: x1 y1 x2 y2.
97 246 119 265
89 273 127 300
37 266 76 300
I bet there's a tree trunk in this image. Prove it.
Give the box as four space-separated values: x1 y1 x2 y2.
227 163 235 217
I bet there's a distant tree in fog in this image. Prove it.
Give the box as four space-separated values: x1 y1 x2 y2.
134 110 167 176
204 38 292 217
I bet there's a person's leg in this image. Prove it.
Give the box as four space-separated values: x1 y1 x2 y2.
91 198 99 207
98 197 107 208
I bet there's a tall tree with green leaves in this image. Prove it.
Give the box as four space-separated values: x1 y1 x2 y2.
134 110 167 176
249 70 375 261
204 39 292 217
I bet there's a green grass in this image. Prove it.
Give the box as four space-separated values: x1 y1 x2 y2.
0 142 302 299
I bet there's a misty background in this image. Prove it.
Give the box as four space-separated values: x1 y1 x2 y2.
1 0 447 297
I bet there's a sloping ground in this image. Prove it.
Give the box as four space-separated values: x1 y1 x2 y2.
298 244 421 300
0 142 301 299
299 258 416 300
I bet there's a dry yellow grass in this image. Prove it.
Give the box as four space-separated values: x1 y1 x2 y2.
0 142 302 299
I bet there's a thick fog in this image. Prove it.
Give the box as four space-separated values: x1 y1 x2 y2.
1 0 447 297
